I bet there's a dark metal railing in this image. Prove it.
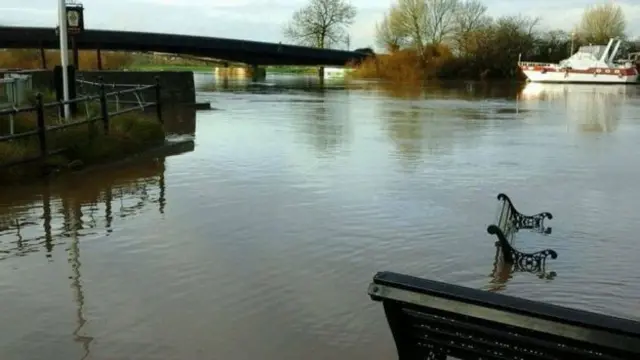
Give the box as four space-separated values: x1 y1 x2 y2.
0 76 163 168
487 193 557 267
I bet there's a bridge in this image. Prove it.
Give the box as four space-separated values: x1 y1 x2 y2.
0 26 370 66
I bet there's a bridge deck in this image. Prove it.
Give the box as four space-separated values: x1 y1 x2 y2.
0 26 369 66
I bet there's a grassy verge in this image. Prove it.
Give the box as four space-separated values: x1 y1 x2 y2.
0 95 165 185
0 49 134 70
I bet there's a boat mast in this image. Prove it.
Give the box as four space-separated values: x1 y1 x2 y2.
608 39 622 64
599 38 615 62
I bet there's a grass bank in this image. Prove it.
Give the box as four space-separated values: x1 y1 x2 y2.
0 94 165 185
0 49 134 70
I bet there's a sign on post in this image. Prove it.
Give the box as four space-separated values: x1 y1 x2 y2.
66 4 84 35
55 3 85 35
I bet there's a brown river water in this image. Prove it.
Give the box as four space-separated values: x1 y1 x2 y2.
1 75 640 359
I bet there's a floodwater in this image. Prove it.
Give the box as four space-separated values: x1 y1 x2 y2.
2 74 640 359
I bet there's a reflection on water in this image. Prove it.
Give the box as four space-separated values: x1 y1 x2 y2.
299 91 351 157
0 160 166 259
3 76 640 360
487 243 557 293
196 73 334 93
0 158 170 360
518 83 637 133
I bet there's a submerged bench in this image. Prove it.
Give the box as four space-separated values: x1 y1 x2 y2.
487 193 557 268
489 242 557 289
368 271 640 359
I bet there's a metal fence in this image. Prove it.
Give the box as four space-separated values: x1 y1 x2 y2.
0 74 34 135
0 76 163 168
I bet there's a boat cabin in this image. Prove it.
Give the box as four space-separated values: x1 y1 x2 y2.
559 38 624 70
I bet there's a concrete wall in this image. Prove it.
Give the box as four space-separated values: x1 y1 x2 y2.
1 69 197 136
79 71 195 105
3 69 195 106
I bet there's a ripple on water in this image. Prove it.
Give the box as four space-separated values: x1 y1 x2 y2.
2 81 640 359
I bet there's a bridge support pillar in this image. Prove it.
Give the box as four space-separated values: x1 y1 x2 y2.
318 66 325 79
40 47 47 69
96 48 103 70
248 65 266 82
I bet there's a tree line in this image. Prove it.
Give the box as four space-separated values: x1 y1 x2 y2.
283 0 634 80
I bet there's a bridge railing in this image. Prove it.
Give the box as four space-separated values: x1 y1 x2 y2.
0 77 163 168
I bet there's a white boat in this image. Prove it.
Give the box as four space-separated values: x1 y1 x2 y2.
518 38 639 84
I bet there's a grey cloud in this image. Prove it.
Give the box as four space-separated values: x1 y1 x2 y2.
1 0 638 48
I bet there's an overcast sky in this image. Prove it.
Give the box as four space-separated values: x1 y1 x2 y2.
1 0 639 49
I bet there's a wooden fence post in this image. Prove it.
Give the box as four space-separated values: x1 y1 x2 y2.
35 93 47 161
99 77 109 134
154 76 163 125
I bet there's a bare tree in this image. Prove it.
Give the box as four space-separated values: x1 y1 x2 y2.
451 0 490 55
383 0 460 54
424 0 460 45
375 8 407 52
578 3 626 44
283 0 357 49
388 0 429 56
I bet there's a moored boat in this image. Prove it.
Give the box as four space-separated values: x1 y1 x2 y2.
518 38 639 84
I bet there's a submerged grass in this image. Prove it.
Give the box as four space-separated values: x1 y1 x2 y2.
0 107 165 185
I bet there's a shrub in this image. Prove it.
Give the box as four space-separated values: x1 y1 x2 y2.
349 44 454 84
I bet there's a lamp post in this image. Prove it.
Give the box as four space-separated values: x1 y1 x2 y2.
58 0 71 121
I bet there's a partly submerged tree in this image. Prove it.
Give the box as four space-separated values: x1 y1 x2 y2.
283 0 357 49
577 2 626 44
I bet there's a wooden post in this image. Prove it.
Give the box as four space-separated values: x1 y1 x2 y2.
71 36 80 70
99 77 109 134
35 93 47 161
154 76 163 125
40 47 47 69
96 47 103 70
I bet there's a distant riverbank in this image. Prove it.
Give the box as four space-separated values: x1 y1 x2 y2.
128 64 215 72
129 64 318 75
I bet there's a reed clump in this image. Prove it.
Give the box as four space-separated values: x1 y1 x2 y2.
349 45 455 84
